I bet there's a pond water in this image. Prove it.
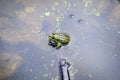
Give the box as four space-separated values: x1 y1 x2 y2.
0 0 120 80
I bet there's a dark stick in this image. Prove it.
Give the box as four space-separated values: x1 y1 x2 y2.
59 59 71 80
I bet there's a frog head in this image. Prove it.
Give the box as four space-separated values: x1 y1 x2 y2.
48 33 63 49
48 33 56 41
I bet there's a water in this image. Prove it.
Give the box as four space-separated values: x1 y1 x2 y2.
0 0 120 80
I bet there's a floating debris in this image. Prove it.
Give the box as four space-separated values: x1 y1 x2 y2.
83 0 93 8
69 14 74 19
25 6 34 13
43 12 51 16
78 19 83 24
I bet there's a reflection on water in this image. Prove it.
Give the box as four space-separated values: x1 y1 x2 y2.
0 53 22 80
0 0 120 80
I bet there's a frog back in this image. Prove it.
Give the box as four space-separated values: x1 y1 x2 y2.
55 33 70 44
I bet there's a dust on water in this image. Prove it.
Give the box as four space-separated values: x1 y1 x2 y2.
0 53 22 80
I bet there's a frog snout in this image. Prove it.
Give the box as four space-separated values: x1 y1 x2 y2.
48 34 52 37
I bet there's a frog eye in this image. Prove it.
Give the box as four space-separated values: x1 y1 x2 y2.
52 33 55 35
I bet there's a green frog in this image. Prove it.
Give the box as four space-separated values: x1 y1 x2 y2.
48 33 71 49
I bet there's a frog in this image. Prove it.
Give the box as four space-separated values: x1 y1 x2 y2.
48 33 71 49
